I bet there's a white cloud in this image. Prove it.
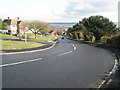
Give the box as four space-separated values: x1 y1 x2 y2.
59 0 119 22
0 0 119 22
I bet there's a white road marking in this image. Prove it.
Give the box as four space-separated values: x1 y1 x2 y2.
57 43 76 56
57 51 73 56
71 44 77 50
98 80 106 88
97 53 118 89
0 58 42 67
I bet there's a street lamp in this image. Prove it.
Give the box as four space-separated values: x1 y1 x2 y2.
118 1 120 34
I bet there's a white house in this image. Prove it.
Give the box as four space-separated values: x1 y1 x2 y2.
3 17 22 35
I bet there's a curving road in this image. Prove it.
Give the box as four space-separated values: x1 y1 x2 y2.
1 38 115 88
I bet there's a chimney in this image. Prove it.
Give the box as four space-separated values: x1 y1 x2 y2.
17 17 19 20
8 17 10 20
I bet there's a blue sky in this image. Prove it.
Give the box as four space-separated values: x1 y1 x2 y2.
0 0 119 22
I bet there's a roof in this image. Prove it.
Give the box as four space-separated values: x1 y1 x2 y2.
3 19 22 25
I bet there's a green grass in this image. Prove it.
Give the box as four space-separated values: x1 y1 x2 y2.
0 33 18 39
0 33 58 41
21 33 44 39
1 40 45 50
28 36 57 41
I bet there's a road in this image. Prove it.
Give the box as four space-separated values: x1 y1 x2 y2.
1 38 115 88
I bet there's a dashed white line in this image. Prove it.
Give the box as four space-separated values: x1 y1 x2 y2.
0 58 42 67
57 43 76 56
57 51 73 56
71 44 77 50
1 43 76 67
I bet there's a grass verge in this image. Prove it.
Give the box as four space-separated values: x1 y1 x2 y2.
28 36 58 41
1 40 45 50
0 33 18 39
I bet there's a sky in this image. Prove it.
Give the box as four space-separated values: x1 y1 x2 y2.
0 0 119 22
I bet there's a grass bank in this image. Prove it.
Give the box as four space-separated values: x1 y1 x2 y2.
0 33 18 39
0 33 58 50
28 36 58 41
1 40 45 50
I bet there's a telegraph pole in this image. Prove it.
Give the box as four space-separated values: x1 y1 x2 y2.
118 1 120 34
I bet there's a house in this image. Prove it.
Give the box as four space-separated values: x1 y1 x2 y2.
50 26 68 36
3 17 24 35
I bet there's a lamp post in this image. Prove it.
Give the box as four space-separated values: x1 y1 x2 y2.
118 1 120 34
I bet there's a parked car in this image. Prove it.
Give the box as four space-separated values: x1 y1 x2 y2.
61 36 64 39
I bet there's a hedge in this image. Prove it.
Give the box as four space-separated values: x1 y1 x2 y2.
101 35 120 49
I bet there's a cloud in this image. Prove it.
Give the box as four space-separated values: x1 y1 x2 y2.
58 0 119 22
0 0 119 22
66 0 113 15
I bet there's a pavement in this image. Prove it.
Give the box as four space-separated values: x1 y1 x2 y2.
1 38 115 88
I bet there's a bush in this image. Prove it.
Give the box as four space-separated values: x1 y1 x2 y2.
111 35 120 49
83 31 95 42
100 36 112 44
101 35 120 49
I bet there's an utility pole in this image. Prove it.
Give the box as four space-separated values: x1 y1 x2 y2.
118 1 120 34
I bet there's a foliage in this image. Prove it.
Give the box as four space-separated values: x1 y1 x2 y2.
2 22 8 30
67 24 87 40
100 36 112 44
0 18 8 30
25 20 51 39
67 15 117 42
100 35 120 49
107 35 120 49
111 35 120 49
0 18 2 29
81 15 117 41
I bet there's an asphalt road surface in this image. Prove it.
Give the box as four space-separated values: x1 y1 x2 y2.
1 38 115 88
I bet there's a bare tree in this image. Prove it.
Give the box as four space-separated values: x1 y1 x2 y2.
26 20 51 39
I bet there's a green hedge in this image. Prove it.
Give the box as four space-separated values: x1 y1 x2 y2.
101 35 120 49
100 36 113 44
110 35 120 49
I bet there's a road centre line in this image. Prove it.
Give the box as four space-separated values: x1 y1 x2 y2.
71 43 77 50
1 43 76 67
0 58 42 67
57 44 76 56
57 51 73 56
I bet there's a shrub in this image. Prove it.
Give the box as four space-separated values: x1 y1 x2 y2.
100 36 112 44
83 31 95 41
111 35 120 49
101 35 120 49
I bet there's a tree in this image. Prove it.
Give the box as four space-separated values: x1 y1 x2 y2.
68 15 117 42
25 20 51 39
2 22 8 30
0 18 8 30
81 15 117 42
0 18 2 29
67 23 87 40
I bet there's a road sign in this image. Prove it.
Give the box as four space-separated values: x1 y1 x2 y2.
24 27 29 32
24 27 29 43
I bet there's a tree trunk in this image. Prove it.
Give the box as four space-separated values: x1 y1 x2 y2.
35 33 37 39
